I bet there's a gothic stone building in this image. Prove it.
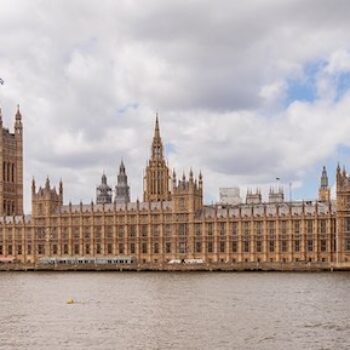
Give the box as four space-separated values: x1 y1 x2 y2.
0 110 350 269
0 106 23 217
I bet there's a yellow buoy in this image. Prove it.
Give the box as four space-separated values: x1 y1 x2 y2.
67 297 74 304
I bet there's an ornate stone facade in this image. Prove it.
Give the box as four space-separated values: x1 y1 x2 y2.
143 115 171 202
0 106 23 216
0 113 350 269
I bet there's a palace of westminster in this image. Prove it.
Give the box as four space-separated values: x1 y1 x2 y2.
1 105 350 269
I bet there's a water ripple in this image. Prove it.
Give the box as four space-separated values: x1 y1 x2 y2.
0 272 349 350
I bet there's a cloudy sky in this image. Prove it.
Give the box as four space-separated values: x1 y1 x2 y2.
1 0 350 212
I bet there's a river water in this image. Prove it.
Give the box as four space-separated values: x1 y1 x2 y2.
0 272 349 350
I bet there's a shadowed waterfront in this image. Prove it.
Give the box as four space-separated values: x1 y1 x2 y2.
0 272 349 350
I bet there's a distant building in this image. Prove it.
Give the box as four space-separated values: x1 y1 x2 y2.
219 187 241 205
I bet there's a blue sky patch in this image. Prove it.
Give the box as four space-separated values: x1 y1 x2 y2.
165 143 175 155
285 61 325 106
334 72 350 101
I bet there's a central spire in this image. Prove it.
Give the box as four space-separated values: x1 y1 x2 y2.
144 114 171 202
151 113 164 160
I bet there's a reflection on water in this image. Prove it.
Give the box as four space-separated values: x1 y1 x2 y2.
0 272 349 350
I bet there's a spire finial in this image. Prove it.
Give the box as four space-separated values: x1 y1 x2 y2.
15 104 22 121
337 162 341 176
59 178 63 194
155 113 160 138
120 159 125 173
189 168 194 181
32 177 36 193
102 172 107 184
45 176 50 189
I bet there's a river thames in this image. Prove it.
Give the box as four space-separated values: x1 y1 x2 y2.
0 272 349 350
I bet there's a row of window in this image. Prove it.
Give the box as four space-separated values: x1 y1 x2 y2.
1 220 335 240
0 239 342 256
2 161 15 183
3 200 16 216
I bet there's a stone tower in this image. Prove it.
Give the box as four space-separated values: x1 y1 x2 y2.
32 177 63 218
172 169 203 213
143 115 171 202
115 160 130 204
96 173 112 204
336 164 350 263
269 187 284 203
246 189 262 204
319 166 331 202
0 105 23 216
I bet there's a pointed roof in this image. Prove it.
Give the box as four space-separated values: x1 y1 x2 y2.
321 165 329 188
101 173 107 184
15 104 22 121
97 172 111 193
45 176 50 189
120 159 125 173
154 113 160 139
151 113 164 160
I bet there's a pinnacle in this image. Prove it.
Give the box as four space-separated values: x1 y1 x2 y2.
154 113 160 139
16 104 22 120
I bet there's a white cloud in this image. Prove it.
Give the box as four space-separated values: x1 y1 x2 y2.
325 49 350 74
0 0 350 211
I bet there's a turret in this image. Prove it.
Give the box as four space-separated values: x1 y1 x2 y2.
96 173 112 204
32 177 63 217
45 176 50 190
319 166 331 202
172 169 177 189
32 177 36 195
246 188 262 204
189 168 194 182
59 178 63 199
269 187 284 203
172 169 203 212
115 160 130 204
14 104 23 142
